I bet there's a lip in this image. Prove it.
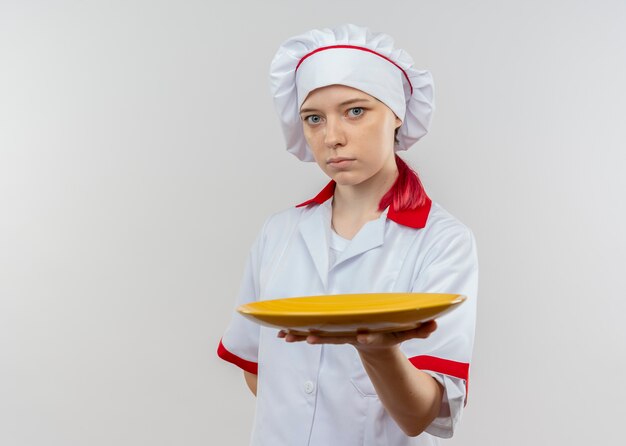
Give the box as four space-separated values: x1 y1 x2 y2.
327 157 356 167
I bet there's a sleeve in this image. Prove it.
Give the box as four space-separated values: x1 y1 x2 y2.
402 225 479 438
216 218 269 375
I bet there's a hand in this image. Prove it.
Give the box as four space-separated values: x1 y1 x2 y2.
277 320 437 354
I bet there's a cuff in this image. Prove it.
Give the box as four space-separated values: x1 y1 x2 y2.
408 355 470 403
217 339 258 375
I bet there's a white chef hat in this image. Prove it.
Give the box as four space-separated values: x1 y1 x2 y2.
269 23 434 162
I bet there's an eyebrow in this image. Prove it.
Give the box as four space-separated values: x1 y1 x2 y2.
299 98 374 115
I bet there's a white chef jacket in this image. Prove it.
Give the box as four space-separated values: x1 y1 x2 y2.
218 181 478 446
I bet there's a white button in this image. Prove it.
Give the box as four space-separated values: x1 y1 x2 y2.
304 380 315 394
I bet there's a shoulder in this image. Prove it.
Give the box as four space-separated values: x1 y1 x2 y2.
420 201 476 253
425 201 473 236
261 205 310 233
255 204 318 246
408 202 479 285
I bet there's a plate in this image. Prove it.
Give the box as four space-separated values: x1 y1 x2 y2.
237 293 466 336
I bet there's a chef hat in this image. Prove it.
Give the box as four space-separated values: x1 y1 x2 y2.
269 23 434 162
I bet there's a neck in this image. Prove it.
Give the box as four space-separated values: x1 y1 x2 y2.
332 162 398 219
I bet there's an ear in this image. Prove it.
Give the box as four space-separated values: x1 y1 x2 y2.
394 116 402 129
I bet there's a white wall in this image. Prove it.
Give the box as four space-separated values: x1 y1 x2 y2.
2 1 625 445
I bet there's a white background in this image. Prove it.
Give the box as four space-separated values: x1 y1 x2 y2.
2 1 625 445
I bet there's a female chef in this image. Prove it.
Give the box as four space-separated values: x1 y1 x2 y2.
217 24 478 446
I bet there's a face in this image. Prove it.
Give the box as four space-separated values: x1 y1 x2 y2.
299 84 402 187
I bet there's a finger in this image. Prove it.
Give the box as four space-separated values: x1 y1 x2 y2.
277 329 343 344
396 320 438 341
419 320 438 335
356 333 372 345
283 332 309 343
305 334 359 345
277 330 305 341
356 332 386 345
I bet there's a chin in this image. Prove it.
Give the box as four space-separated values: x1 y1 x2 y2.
331 172 368 187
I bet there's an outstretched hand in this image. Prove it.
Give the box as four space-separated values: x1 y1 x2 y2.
277 320 437 353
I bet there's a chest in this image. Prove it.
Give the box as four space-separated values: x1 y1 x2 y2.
258 216 427 299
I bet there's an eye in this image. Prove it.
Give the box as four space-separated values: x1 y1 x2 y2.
348 107 365 118
304 115 322 125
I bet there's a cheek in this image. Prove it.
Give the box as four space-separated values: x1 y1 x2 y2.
303 127 322 149
305 135 327 168
302 127 316 150
361 122 394 158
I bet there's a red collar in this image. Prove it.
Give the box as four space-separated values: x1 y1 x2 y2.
295 181 432 229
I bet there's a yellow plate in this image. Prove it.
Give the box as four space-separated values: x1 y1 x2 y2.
237 293 466 336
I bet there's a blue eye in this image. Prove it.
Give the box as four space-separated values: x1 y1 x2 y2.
305 115 322 125
348 107 364 117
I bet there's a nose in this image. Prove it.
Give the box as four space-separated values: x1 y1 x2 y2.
324 117 346 149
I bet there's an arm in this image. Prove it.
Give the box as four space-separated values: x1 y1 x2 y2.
218 217 273 380
356 326 443 436
243 370 258 396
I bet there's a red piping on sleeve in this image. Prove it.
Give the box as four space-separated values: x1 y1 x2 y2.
409 355 470 404
217 339 258 375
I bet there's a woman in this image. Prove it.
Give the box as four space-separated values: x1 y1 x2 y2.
217 24 478 445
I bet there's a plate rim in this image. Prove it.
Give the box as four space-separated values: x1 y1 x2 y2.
237 292 466 317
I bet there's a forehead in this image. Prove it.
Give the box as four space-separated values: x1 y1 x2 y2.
300 84 377 110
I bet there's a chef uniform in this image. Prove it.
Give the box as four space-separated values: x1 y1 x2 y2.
217 24 478 446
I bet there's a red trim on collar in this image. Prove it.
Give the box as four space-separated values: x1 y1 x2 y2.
388 195 432 229
295 181 336 207
295 180 432 229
